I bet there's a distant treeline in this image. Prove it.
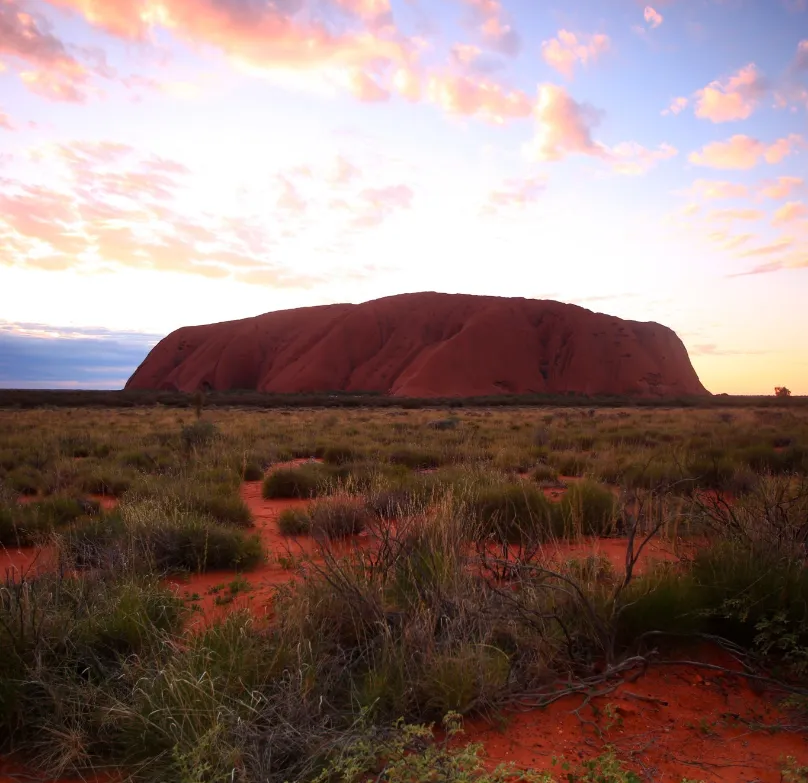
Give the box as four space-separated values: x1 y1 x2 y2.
0 389 804 410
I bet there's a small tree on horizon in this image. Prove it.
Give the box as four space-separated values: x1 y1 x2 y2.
775 386 792 398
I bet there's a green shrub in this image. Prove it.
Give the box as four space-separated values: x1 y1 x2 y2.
181 420 219 448
530 463 559 483
62 514 126 569
309 497 370 539
262 464 331 499
79 470 131 497
277 507 311 536
58 435 93 458
140 515 264 573
548 451 588 477
184 489 252 527
322 445 362 465
6 466 43 496
242 462 264 481
558 480 617 536
0 503 48 546
686 453 736 490
389 448 443 470
467 483 560 543
428 417 459 431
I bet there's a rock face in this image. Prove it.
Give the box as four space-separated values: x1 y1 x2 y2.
125 292 709 397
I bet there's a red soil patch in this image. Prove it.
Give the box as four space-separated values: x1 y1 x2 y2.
0 759 116 783
464 646 808 780
0 544 54 578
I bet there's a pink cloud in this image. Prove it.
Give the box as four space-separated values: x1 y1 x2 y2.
331 0 392 23
331 156 361 184
425 72 531 122
0 0 94 101
0 145 328 288
46 0 411 102
276 177 307 214
737 238 795 258
484 175 546 213
773 201 808 225
392 66 421 101
689 134 804 170
0 109 12 130
690 179 750 199
708 208 765 221
352 184 413 227
662 96 688 116
694 64 768 122
610 141 677 175
541 30 610 80
346 68 389 102
644 6 663 27
451 44 482 67
459 0 520 55
758 176 804 200
527 84 606 162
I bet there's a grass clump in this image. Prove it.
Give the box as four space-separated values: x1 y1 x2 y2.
309 496 370 539
79 469 132 497
181 419 219 448
277 507 312 536
183 487 252 527
530 463 559 484
262 464 332 499
388 447 443 470
559 480 618 536
467 482 560 543
241 461 264 481
6 466 43 496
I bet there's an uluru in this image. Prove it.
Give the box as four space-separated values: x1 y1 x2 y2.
125 292 709 397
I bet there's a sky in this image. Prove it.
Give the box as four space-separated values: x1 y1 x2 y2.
0 0 806 394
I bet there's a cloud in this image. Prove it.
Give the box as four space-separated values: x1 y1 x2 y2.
797 39 808 70
0 140 402 287
0 322 161 389
758 176 804 200
276 176 307 213
484 175 546 213
541 30 610 80
331 0 392 24
694 64 768 122
689 134 804 170
662 96 688 116
392 66 421 101
451 43 482 67
425 72 531 122
459 0 521 56
527 84 607 162
0 109 12 130
344 67 389 101
0 0 95 101
330 155 361 184
773 201 808 225
708 208 765 221
610 141 677 175
352 184 413 227
737 237 795 257
644 6 663 27
45 0 411 101
690 179 750 199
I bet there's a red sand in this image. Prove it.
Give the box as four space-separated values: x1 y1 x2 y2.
463 646 808 781
125 292 708 398
4 474 807 780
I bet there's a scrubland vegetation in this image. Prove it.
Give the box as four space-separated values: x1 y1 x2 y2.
0 404 807 781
